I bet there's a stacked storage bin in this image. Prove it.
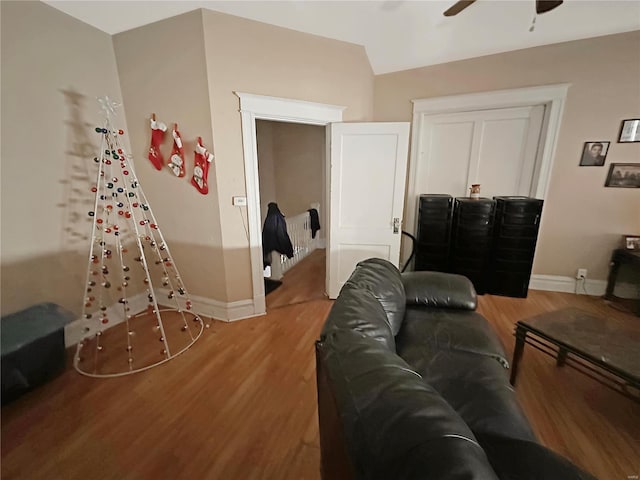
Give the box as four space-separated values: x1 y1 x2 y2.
414 194 453 273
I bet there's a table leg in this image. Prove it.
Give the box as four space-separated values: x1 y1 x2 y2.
604 257 620 300
510 326 526 386
556 348 568 367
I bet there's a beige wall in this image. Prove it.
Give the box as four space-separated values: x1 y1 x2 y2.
273 122 325 226
110 9 373 304
202 9 374 302
375 31 640 281
0 1 128 315
257 120 326 232
112 11 227 302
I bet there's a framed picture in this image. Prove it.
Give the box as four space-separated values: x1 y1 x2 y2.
579 141 609 166
604 163 640 188
623 235 640 250
618 119 640 143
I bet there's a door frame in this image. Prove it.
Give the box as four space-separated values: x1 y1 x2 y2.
405 84 570 263
236 92 345 316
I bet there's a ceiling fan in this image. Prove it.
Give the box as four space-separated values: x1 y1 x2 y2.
444 0 563 17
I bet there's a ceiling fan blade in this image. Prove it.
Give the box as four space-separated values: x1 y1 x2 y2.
536 0 563 14
443 0 477 17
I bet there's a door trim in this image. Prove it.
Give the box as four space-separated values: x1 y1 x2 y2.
236 92 345 316
405 84 570 263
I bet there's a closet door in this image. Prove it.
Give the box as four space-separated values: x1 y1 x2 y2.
414 105 544 198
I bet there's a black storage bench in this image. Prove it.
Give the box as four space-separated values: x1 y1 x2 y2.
1 303 74 405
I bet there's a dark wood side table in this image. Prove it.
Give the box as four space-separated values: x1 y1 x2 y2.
510 308 640 402
604 248 640 316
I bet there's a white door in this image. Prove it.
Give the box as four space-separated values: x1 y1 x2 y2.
407 105 544 242
327 122 410 299
418 106 545 198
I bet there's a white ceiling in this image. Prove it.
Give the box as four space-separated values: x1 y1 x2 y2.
44 0 640 74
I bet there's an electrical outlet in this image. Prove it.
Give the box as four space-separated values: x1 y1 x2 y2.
576 268 587 279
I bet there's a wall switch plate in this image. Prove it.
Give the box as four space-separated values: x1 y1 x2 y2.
232 196 247 206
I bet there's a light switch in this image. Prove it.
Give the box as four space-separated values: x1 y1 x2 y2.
232 196 247 206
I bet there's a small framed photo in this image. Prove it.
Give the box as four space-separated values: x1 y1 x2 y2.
579 141 609 166
605 163 640 188
623 235 640 250
618 119 640 143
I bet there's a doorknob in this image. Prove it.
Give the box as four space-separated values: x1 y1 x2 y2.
393 217 401 234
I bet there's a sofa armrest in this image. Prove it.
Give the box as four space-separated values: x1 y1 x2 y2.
401 272 477 310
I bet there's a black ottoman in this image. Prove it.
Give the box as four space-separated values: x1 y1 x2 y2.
1 303 74 405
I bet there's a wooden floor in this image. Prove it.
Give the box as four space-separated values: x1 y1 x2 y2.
2 257 639 479
266 249 327 310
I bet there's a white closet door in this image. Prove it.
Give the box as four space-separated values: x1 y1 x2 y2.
420 113 476 196
408 105 545 242
474 105 545 198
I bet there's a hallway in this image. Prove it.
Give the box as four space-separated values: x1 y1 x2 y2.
266 249 327 310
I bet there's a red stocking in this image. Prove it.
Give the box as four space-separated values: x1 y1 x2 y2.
168 124 185 177
148 116 167 170
191 137 214 195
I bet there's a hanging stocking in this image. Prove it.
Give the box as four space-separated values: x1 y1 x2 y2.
191 137 214 195
148 115 167 171
167 124 185 177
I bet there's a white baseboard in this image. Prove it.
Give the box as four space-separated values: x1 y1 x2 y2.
529 274 606 295
529 274 638 298
156 289 262 322
65 291 264 347
65 292 148 348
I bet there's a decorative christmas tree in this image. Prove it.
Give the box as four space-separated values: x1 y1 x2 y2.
75 97 206 377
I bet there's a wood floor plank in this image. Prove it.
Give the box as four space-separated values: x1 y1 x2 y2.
2 258 638 479
266 249 327 310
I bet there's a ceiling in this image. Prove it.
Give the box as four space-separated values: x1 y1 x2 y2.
44 1 640 74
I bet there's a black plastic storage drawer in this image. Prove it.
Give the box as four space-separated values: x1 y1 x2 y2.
489 196 543 298
500 213 540 226
492 247 535 262
494 224 538 238
494 196 543 214
450 197 495 294
415 194 453 272
489 271 532 298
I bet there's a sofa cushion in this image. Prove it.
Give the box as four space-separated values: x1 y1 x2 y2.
322 283 396 352
475 433 597 480
347 258 406 335
403 348 536 442
402 271 477 310
397 307 509 367
318 329 500 480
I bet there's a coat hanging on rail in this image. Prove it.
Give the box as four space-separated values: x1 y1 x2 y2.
262 202 294 268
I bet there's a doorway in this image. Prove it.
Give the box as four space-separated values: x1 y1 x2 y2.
236 92 344 316
255 119 327 309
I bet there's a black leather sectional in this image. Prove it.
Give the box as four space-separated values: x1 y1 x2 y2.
315 258 596 480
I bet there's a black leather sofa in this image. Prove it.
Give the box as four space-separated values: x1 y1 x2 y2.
315 258 596 480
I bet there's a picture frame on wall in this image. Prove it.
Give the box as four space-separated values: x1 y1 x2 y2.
579 141 609 166
604 163 640 188
618 119 640 143
622 234 640 250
